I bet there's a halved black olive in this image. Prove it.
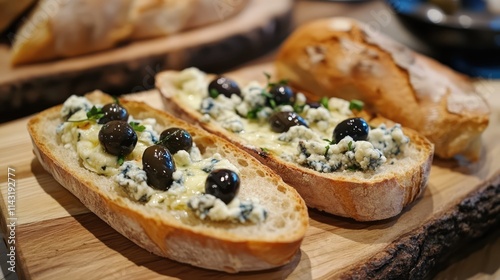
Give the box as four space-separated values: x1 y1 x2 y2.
208 76 241 98
98 103 129 124
158 128 193 154
98 121 137 156
205 169 240 204
333 117 369 142
269 111 308 133
142 145 176 191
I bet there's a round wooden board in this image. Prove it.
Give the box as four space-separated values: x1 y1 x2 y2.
0 0 293 122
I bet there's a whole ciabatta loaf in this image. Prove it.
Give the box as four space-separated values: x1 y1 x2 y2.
27 91 308 273
275 17 490 162
156 70 434 221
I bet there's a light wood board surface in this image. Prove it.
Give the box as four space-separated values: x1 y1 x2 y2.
1 67 499 278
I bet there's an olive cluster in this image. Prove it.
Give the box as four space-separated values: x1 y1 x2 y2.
207 75 371 145
96 101 240 204
208 75 309 133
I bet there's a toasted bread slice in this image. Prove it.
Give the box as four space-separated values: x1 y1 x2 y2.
156 69 434 221
27 90 308 272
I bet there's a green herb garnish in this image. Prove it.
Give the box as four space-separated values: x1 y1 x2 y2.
347 165 361 171
323 138 334 157
246 107 262 119
324 145 330 157
261 147 270 153
86 106 104 121
349 99 364 111
209 88 219 98
347 141 354 151
293 103 305 114
264 72 288 88
320 97 329 109
112 96 121 105
117 155 125 166
129 121 146 132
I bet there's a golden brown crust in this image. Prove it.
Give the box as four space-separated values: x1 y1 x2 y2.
156 71 434 221
274 17 489 162
27 91 308 272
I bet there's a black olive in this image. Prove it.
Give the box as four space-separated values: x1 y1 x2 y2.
205 169 240 204
208 76 241 98
98 121 137 156
333 117 369 142
267 85 294 107
158 128 193 154
142 145 176 191
268 111 308 133
98 103 129 124
306 101 321 109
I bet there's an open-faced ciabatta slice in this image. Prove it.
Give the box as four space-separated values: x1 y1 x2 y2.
156 68 434 222
27 90 308 273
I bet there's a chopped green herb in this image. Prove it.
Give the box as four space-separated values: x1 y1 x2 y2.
348 141 354 151
269 99 277 109
323 138 334 145
112 96 121 105
129 121 146 132
261 147 270 153
209 88 219 98
349 99 364 111
260 91 273 99
324 145 330 157
86 106 104 121
263 72 288 88
347 165 361 171
246 107 262 119
320 97 329 109
293 103 305 113
117 155 125 166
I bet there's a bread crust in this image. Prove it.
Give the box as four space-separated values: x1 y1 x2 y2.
274 17 489 162
156 71 434 221
27 91 308 272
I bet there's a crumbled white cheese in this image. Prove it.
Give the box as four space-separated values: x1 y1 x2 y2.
278 126 319 143
60 95 93 119
188 194 267 223
369 124 409 156
115 161 155 201
296 136 386 172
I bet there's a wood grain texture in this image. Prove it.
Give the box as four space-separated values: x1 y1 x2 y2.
0 0 294 122
0 76 499 279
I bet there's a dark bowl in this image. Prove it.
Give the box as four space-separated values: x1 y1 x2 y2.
386 0 500 77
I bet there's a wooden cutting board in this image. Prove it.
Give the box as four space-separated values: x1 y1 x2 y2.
0 0 293 122
1 69 500 279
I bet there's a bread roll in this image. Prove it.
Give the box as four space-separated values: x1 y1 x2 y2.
10 0 250 65
275 17 490 161
11 0 134 65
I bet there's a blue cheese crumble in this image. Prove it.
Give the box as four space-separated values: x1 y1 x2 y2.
188 194 268 223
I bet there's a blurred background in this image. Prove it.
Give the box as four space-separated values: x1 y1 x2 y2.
1 0 499 279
